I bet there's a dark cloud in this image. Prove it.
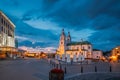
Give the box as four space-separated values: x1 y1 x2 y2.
1 0 120 50
36 0 120 30
7 14 59 46
18 40 57 48
89 27 120 50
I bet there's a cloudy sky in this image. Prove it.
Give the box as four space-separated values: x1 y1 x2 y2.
0 0 120 51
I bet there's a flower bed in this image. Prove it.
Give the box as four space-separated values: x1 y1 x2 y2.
49 68 64 80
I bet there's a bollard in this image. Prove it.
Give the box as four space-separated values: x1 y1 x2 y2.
64 67 67 74
81 66 83 73
56 64 58 69
95 66 97 72
110 65 112 72
60 64 62 69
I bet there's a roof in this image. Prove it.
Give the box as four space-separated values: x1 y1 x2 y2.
67 41 91 46
0 11 15 28
93 49 101 51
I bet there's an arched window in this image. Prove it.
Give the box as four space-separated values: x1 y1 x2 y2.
76 53 77 55
117 51 119 53
88 46 91 49
82 46 84 49
77 47 79 50
81 53 83 55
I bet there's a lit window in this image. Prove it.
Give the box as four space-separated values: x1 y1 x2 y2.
81 53 83 55
82 46 84 49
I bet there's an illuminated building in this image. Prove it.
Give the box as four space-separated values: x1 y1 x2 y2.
0 11 15 47
56 29 103 61
0 11 16 59
111 46 120 61
57 29 92 59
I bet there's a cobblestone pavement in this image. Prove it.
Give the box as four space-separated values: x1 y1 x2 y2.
0 58 51 80
65 72 120 80
0 58 120 80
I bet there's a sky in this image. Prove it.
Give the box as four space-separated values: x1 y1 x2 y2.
0 0 120 51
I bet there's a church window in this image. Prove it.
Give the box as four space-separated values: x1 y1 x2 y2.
88 46 91 49
77 47 79 50
81 53 83 55
76 53 77 55
82 46 84 49
117 51 119 53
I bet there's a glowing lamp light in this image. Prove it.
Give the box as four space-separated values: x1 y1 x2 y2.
111 55 117 61
115 48 118 49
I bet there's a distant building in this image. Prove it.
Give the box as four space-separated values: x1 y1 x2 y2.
111 46 120 61
112 46 120 56
0 11 15 47
57 29 92 59
92 49 103 59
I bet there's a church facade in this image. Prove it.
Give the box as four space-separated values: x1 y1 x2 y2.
57 29 93 59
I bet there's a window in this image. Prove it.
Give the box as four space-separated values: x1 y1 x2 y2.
4 20 5 26
81 53 83 55
1 18 3 24
0 26 1 32
88 46 91 49
2 26 3 31
117 51 119 53
76 53 77 55
77 47 79 50
82 46 84 49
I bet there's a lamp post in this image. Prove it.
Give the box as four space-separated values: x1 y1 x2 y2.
80 39 83 73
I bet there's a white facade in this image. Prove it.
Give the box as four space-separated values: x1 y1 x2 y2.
66 44 92 58
0 11 15 47
92 50 103 59
7 36 15 47
57 29 93 60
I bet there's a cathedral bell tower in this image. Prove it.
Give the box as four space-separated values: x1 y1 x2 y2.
66 31 71 44
57 29 66 55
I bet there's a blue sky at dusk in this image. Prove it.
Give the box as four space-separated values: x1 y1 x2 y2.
0 0 120 51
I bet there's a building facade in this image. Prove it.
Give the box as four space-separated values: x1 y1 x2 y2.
92 49 103 59
57 29 93 59
111 46 120 61
0 11 15 47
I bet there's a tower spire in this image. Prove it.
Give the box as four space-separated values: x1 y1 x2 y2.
61 28 65 35
66 31 71 43
57 29 66 55
68 31 70 37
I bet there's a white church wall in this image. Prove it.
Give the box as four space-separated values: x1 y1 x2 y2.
92 51 103 59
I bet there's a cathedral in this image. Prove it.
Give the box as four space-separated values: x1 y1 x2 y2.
56 29 93 59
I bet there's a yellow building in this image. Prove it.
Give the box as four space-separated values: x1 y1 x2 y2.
57 29 92 59
111 46 120 61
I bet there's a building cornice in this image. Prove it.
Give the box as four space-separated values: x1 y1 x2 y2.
0 11 15 28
